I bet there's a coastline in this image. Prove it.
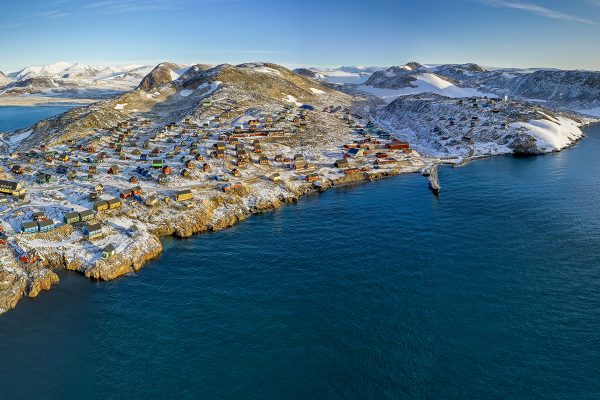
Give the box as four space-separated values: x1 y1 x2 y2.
2 123 594 315
0 166 416 314
0 96 98 107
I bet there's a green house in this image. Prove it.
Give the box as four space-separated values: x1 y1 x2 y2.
64 211 80 224
151 159 164 168
79 209 94 222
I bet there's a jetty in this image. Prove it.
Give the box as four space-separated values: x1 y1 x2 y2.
428 164 441 195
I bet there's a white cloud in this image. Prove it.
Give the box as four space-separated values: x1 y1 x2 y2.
480 0 597 24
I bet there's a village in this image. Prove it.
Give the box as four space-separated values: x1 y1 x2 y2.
0 97 423 310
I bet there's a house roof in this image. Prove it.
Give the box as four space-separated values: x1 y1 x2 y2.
103 244 116 253
38 219 54 228
86 222 101 231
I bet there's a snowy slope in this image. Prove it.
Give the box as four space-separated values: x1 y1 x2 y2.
358 72 495 101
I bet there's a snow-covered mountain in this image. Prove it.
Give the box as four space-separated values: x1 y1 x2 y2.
351 62 600 117
0 71 9 86
294 65 386 84
1 62 155 98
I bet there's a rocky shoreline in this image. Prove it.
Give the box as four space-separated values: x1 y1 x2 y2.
0 166 411 315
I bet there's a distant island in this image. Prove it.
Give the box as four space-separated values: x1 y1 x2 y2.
0 60 596 314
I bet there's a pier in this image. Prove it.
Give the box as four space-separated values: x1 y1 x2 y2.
428 164 441 196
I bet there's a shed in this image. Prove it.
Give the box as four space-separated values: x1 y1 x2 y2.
334 159 350 168
102 244 116 259
174 189 193 201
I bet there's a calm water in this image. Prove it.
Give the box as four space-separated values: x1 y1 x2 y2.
0 105 73 131
1 108 600 399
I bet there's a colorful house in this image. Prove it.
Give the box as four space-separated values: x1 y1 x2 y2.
85 222 102 239
64 211 80 224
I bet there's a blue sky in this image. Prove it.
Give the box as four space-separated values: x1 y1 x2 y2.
1 0 600 72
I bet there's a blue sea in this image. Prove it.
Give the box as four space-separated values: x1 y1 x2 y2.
1 106 600 399
0 105 74 132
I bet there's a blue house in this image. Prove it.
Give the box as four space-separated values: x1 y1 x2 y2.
85 222 102 239
22 221 38 234
38 219 55 233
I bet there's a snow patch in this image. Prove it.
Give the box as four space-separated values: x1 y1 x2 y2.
511 116 582 151
359 73 496 102
283 94 302 106
8 129 32 144
180 89 193 97
310 87 325 95
114 103 127 110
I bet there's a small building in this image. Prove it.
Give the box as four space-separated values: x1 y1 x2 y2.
79 209 95 222
95 183 104 193
202 163 211 172
93 200 109 212
107 165 120 174
213 150 225 159
131 186 142 195
102 244 116 259
145 194 159 206
0 180 23 196
214 142 226 151
64 211 80 224
181 169 191 177
306 173 321 182
11 165 24 175
107 198 122 209
334 159 350 169
36 172 53 184
232 168 242 177
22 221 38 234
157 173 168 184
88 165 97 174
162 166 172 175
387 141 410 150
38 219 55 233
85 222 102 239
32 212 46 222
120 189 133 199
174 189 193 201
152 159 164 168
128 224 140 237
270 173 282 183
346 148 365 158
258 156 269 165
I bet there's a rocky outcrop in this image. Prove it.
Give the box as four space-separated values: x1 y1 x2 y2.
137 62 184 91
0 269 27 314
27 268 59 298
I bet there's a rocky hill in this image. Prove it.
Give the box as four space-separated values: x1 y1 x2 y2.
12 61 351 149
357 62 600 116
373 94 583 157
